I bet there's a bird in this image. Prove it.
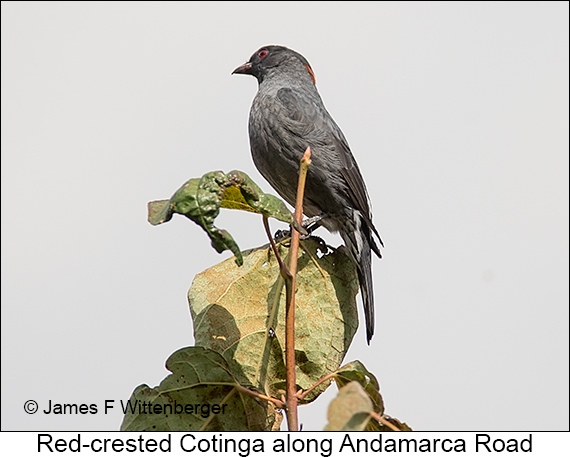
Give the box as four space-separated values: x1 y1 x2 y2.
232 45 383 344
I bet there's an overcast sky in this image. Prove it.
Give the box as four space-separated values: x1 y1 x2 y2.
2 1 568 432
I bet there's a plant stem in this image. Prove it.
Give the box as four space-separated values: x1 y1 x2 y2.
262 215 292 279
296 372 335 401
285 147 312 432
234 384 285 409
371 412 402 431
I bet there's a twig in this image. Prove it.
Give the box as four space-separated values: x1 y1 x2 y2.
234 384 285 409
284 147 312 432
262 215 292 279
371 411 402 431
296 372 335 401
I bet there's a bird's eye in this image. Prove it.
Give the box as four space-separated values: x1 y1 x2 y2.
258 50 268 59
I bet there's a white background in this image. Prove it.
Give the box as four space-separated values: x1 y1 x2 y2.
1 1 568 431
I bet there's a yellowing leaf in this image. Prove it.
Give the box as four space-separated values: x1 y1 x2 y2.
188 237 359 403
324 381 373 431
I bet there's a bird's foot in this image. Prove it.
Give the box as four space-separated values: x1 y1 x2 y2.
302 213 327 234
274 229 291 242
274 214 326 241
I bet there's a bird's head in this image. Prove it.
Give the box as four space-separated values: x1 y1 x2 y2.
232 45 316 85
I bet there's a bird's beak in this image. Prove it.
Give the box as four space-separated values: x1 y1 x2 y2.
232 61 252 75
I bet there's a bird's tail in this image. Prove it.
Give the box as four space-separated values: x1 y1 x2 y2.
340 213 381 344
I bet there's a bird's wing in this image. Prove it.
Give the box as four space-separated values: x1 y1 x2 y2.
276 87 383 250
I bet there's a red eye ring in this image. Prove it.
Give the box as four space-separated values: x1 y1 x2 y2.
258 50 268 59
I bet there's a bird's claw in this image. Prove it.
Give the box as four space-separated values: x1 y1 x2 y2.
274 229 291 242
273 214 327 242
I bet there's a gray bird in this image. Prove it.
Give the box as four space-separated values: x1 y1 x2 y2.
233 45 383 344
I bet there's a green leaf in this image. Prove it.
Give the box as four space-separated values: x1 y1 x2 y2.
147 170 306 266
147 200 172 225
324 381 373 431
188 237 359 404
223 171 304 234
332 360 412 431
333 360 384 416
120 347 282 431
